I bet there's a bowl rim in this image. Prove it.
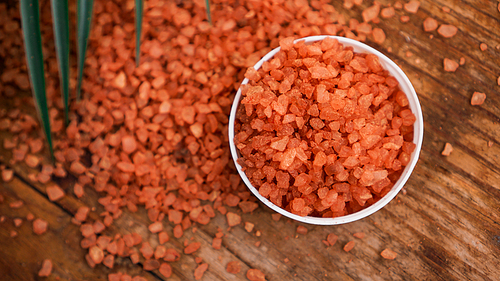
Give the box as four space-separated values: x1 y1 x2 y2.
228 35 424 225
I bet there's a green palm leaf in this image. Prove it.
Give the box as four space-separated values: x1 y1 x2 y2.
50 0 70 125
135 0 143 67
205 0 212 25
76 0 94 100
20 0 54 159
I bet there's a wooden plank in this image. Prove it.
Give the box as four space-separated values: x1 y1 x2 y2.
0 176 159 281
0 120 274 280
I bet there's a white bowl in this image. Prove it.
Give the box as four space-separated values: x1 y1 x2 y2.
228 36 424 225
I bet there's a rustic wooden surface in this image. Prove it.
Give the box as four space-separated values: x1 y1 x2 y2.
1 0 500 280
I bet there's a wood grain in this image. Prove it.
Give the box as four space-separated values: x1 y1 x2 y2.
0 176 159 281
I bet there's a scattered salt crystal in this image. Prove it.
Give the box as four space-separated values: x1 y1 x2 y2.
38 259 53 277
245 222 254 232
400 15 410 23
480 43 487 51
380 7 395 18
327 233 338 246
423 18 438 32
226 212 241 227
33 218 48 235
437 25 458 38
404 0 420 13
353 232 365 239
296 225 308 235
246 269 266 281
343 241 355 252
443 58 459 72
381 248 398 259
441 143 453 156
2 169 13 182
46 184 65 201
471 92 486 105
226 261 241 274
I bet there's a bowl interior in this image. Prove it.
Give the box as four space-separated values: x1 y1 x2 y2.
228 36 424 225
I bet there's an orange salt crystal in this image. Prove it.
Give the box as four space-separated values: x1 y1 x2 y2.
279 37 295 52
327 233 338 246
362 3 380 23
140 242 154 259
480 43 487 51
245 222 255 232
497 76 500 86
148 221 163 233
25 154 40 168
225 194 240 207
173 224 183 238
226 212 241 227
164 248 181 262
89 245 104 264
74 183 84 198
143 260 160 271
443 58 459 72
442 6 451 12
246 269 266 281
38 259 53 277
212 237 222 249
353 232 365 239
158 231 169 244
441 143 453 156
404 0 420 13
423 17 438 32
194 263 208 280
437 25 458 38
46 184 65 201
226 261 241 274
75 206 90 222
9 200 24 209
70 161 86 174
400 15 410 23
112 72 127 89
13 218 22 227
296 225 308 235
27 213 34 221
184 242 201 254
380 7 395 18
459 57 465 65
2 169 13 182
239 201 258 213
381 248 398 259
372 28 386 44
343 241 356 252
471 92 486 105
103 255 114 269
168 209 183 224
117 162 135 173
122 135 137 154
159 263 172 278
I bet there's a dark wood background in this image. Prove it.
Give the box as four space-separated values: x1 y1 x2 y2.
1 0 499 280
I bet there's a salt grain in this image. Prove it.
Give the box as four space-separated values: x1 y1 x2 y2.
441 143 453 156
471 92 486 105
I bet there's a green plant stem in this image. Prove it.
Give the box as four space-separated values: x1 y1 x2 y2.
135 0 143 67
205 0 212 25
76 0 94 101
50 0 70 125
20 0 54 159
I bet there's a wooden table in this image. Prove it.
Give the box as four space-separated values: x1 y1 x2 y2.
1 0 499 280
